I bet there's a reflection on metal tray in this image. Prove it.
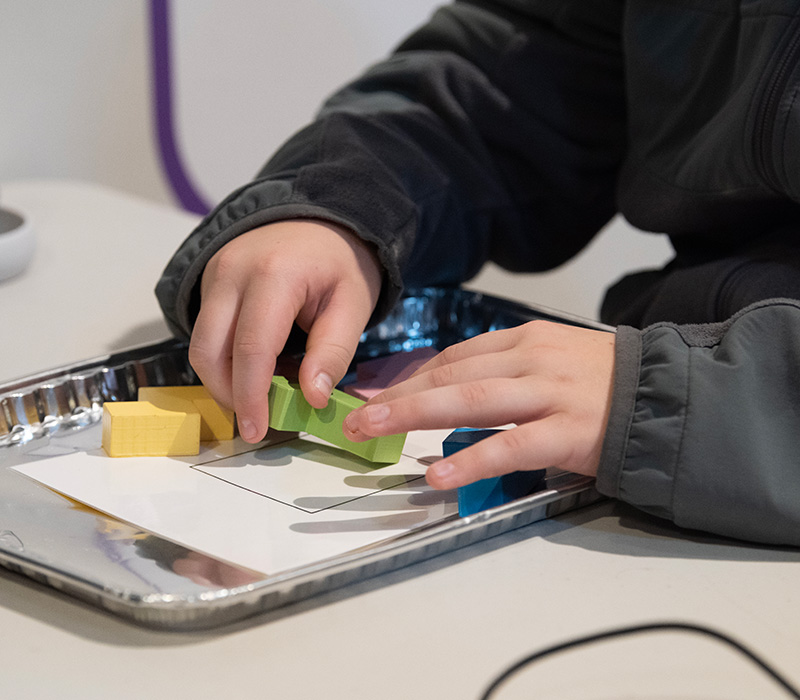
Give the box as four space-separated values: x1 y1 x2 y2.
0 288 605 630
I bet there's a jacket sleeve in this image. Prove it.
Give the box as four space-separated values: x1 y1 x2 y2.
597 298 800 546
155 0 626 338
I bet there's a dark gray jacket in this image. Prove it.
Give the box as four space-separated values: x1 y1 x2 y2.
157 0 800 545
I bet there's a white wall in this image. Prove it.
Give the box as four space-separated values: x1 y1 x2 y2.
0 0 672 320
1 2 167 203
173 0 444 204
1 1 441 205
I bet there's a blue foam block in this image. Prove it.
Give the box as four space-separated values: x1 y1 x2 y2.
443 428 546 516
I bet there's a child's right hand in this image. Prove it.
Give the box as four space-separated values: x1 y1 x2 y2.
187 219 383 443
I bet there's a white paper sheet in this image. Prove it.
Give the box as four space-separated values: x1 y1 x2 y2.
13 428 457 575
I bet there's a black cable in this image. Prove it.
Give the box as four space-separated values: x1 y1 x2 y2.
479 621 800 700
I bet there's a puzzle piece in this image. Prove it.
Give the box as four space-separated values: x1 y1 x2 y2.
102 397 201 457
138 385 235 441
268 376 406 463
443 428 546 516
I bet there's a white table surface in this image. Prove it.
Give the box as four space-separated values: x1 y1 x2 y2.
1 179 200 384
1 180 799 700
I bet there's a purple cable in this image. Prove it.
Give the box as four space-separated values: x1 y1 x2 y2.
149 0 212 215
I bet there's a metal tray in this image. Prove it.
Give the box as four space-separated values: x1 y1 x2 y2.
0 288 604 630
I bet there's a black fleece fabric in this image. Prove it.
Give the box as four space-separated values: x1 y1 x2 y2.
157 0 800 545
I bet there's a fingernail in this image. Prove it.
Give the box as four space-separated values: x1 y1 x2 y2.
430 461 455 483
343 411 360 436
364 403 390 424
313 372 333 400
238 418 257 442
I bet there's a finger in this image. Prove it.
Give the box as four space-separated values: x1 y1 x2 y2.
370 325 528 404
188 280 240 410
343 376 552 439
231 275 302 442
425 417 572 490
367 348 523 404
410 326 524 376
298 290 371 409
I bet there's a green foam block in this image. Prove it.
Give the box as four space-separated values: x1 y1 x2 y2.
267 376 406 463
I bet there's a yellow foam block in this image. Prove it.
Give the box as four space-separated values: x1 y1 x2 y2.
102 398 200 457
138 386 235 441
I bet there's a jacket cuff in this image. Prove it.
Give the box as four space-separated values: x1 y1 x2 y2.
595 324 689 521
595 325 640 498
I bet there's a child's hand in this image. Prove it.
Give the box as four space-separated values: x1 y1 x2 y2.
189 219 382 443
343 321 615 487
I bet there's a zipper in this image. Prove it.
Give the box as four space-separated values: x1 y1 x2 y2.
755 13 800 193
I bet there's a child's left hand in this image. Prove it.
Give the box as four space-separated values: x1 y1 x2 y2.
343 320 616 489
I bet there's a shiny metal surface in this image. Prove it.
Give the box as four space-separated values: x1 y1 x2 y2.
0 288 604 630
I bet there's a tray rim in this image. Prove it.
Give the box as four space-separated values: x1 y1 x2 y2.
0 288 608 630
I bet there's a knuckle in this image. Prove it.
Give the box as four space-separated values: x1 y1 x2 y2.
233 331 268 358
320 341 354 373
524 319 551 334
429 363 455 389
210 245 288 285
204 246 241 281
188 339 213 373
497 428 528 456
250 254 287 280
458 381 490 411
440 342 464 365
520 319 554 346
